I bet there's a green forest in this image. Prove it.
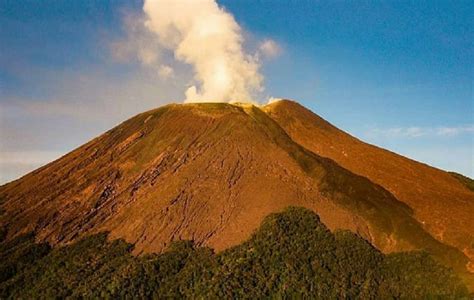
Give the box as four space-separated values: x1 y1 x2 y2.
0 207 469 299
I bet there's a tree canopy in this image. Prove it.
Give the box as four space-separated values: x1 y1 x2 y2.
0 207 469 299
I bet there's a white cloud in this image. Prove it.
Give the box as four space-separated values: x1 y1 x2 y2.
366 125 474 138
436 125 474 136
405 127 425 138
258 39 282 59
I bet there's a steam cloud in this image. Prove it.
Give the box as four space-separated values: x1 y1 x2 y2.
143 0 263 103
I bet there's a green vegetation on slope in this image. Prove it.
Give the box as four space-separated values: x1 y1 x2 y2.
0 208 467 299
0 207 469 299
0 232 50 284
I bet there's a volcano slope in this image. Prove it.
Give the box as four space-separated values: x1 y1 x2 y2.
0 102 472 288
264 100 474 268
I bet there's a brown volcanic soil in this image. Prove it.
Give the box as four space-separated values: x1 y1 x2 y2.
0 102 472 287
265 100 474 269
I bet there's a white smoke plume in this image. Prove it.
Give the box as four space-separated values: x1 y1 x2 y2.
267 97 284 104
143 0 263 103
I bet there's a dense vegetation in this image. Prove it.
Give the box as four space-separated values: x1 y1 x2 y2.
0 207 469 299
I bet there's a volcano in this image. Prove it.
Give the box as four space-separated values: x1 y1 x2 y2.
0 100 473 289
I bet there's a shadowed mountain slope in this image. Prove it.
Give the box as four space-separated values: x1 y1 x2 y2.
264 100 474 267
0 102 472 288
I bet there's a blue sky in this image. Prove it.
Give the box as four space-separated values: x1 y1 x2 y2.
0 0 472 183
